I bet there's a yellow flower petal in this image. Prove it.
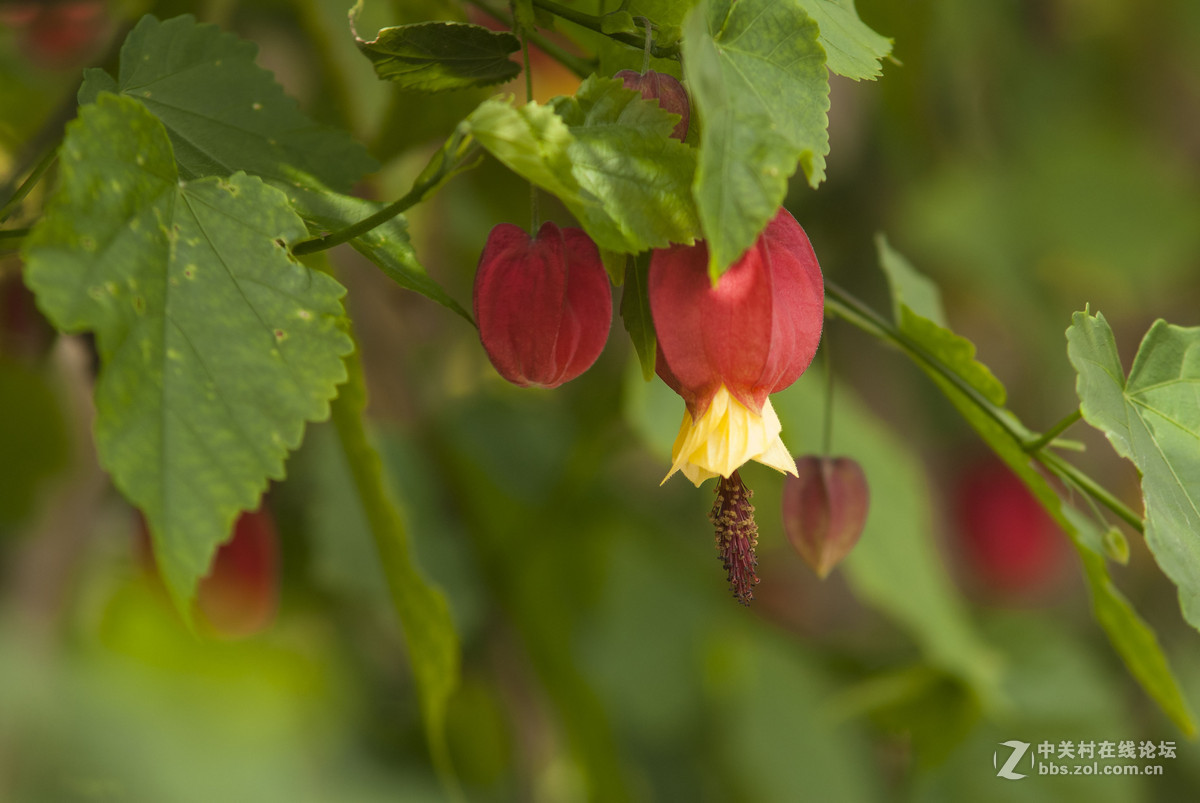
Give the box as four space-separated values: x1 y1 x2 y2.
662 386 799 487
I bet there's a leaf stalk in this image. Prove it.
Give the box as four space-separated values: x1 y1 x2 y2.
823 280 1144 535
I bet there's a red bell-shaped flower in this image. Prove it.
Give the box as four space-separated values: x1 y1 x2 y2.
614 68 690 140
650 207 824 418
474 221 611 388
783 456 870 578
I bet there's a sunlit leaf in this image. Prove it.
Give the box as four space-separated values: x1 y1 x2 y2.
78 14 376 191
22 95 353 614
683 0 828 277
1068 311 1200 636
552 75 700 249
797 0 892 81
465 82 699 253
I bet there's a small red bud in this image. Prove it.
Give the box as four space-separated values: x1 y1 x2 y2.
197 507 280 639
614 69 690 141
135 506 280 638
782 456 869 578
474 221 611 388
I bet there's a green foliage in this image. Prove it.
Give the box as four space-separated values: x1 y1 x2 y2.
872 239 1196 735
354 20 522 92
465 77 699 253
683 0 829 277
330 336 461 786
620 251 656 382
797 0 892 81
78 15 375 191
23 95 353 615
1068 312 1200 635
275 177 472 322
8 0 1200 797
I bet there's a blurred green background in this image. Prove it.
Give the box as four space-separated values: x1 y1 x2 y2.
2 0 1200 800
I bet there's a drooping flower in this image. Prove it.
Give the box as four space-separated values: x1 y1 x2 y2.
651 207 824 486
474 221 611 388
783 456 870 578
650 207 824 604
614 68 690 141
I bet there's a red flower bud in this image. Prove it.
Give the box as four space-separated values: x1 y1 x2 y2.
135 506 280 639
615 69 690 140
953 458 1065 594
474 221 612 388
782 456 869 578
198 507 280 639
650 207 824 418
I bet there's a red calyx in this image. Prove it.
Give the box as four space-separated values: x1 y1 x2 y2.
614 69 691 141
953 458 1065 595
474 221 612 388
782 456 870 578
136 506 280 639
649 207 824 417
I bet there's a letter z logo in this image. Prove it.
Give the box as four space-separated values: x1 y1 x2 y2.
994 740 1032 780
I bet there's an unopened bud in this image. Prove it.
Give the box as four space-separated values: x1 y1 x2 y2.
614 69 690 140
782 456 869 578
473 221 611 388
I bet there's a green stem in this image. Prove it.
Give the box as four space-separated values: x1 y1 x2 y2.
522 36 540 232
824 281 1010 435
464 0 596 78
1023 408 1082 454
532 0 681 60
0 148 57 224
331 326 464 803
291 143 480 256
1039 450 1143 533
823 280 1144 535
639 16 652 73
0 228 30 247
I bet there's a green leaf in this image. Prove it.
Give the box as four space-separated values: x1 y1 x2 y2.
866 242 1196 734
354 20 521 92
620 252 656 382
271 175 472 323
683 0 829 277
465 82 700 253
1068 311 1200 634
330 336 461 786
464 95 582 203
796 0 892 81
553 75 700 250
600 10 639 35
22 94 353 614
876 233 944 326
78 14 376 191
